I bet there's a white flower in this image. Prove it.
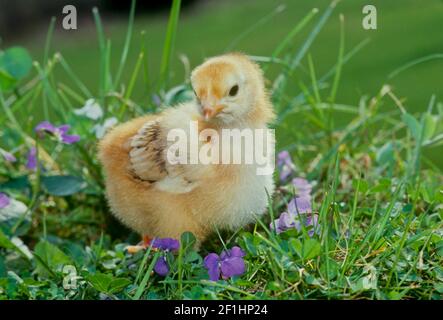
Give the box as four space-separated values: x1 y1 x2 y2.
74 99 103 120
0 198 29 222
92 117 118 139
11 237 33 259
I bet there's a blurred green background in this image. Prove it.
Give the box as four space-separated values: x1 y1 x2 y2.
4 0 443 107
2 0 443 165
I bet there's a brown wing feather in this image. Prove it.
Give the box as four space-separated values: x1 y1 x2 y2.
129 120 167 182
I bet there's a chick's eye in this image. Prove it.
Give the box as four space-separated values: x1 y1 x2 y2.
229 85 239 97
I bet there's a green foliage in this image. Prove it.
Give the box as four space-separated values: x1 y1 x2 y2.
41 175 86 196
34 240 72 277
0 47 32 91
88 273 131 295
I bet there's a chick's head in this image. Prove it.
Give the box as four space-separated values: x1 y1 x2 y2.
191 53 273 125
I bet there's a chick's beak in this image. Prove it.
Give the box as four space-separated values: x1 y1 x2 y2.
202 104 225 121
202 106 215 121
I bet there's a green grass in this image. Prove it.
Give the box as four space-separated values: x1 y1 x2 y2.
0 0 442 300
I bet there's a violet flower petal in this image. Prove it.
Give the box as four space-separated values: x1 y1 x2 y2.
35 121 79 144
61 134 80 144
277 212 295 231
229 246 246 258
220 246 246 260
288 196 312 215
57 124 70 135
0 193 10 209
271 212 288 233
59 124 80 144
35 121 57 134
270 217 280 233
279 165 293 182
292 177 310 188
1 150 16 163
271 212 302 234
277 151 291 167
306 214 320 237
152 238 180 251
297 189 312 198
26 147 37 171
204 253 221 281
220 256 246 278
154 256 170 276
277 151 296 181
292 177 312 195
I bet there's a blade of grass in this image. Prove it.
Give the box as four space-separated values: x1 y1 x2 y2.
273 0 339 106
371 182 403 246
43 17 56 69
92 7 108 105
320 154 340 288
225 4 286 51
105 39 113 94
140 30 151 94
158 0 182 91
388 53 443 79
134 245 153 285
0 83 41 124
34 61 68 122
118 52 144 118
277 37 369 123
289 0 338 70
58 82 87 105
328 14 345 103
307 54 321 104
114 0 137 88
385 185 422 287
132 251 160 300
57 54 93 98
338 200 379 279
266 7 319 68
306 85 388 180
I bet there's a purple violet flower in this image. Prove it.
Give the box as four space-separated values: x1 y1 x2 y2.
270 210 319 237
270 177 319 237
204 246 246 281
152 238 180 251
292 177 312 197
271 211 300 234
277 151 296 182
154 256 170 276
0 193 10 209
151 237 180 277
288 196 312 214
26 147 37 171
0 149 16 163
35 121 80 144
305 214 319 237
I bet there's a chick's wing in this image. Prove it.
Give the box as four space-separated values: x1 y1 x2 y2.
129 118 202 194
129 119 168 182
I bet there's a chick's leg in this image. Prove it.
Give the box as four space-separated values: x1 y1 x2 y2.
142 235 152 246
126 235 153 254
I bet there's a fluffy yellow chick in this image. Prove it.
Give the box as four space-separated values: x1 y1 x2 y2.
98 53 275 250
